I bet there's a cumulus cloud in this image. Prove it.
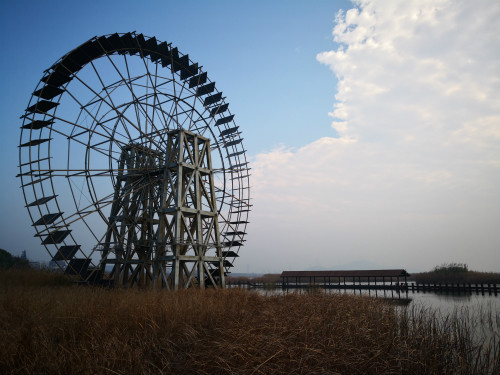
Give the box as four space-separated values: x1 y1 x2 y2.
245 0 500 273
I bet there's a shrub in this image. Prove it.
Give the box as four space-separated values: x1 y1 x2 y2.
0 249 13 270
433 263 468 273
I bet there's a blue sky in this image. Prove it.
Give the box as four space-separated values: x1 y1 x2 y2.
0 0 349 152
1 0 499 273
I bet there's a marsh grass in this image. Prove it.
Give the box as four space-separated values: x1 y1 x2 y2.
0 269 74 287
1 270 498 374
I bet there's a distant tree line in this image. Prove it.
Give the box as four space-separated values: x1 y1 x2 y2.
412 263 500 284
0 249 30 270
432 263 468 273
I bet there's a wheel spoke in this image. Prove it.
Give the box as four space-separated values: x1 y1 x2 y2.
19 33 249 287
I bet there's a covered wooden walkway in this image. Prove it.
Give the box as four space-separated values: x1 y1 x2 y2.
280 269 410 289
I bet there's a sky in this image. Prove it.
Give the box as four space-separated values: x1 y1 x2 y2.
0 0 498 273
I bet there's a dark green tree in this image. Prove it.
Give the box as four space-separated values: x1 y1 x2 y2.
0 248 14 269
433 263 468 273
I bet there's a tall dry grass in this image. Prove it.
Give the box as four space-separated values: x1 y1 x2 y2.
1 270 498 374
0 269 74 287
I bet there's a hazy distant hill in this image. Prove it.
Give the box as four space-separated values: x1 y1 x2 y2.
230 261 421 277
306 261 421 273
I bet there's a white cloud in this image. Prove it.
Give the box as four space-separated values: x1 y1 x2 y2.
244 0 500 273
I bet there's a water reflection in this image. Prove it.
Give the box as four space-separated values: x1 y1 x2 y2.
408 290 500 314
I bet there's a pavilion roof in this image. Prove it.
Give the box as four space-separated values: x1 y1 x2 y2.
280 269 410 278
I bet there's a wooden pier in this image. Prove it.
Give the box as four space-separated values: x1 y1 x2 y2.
407 282 499 295
227 281 499 295
227 269 499 296
280 269 411 290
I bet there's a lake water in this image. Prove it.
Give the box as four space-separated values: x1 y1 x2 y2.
403 289 499 314
324 286 499 313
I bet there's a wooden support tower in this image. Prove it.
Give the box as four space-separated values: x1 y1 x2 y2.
161 129 225 289
100 129 224 289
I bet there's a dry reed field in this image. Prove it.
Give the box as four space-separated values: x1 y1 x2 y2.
0 269 499 375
